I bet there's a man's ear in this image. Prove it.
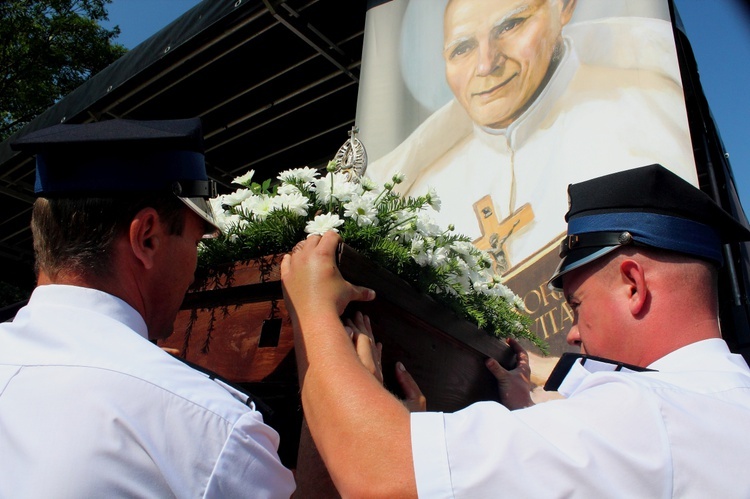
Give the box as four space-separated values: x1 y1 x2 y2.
129 207 162 270
619 259 648 316
560 0 577 26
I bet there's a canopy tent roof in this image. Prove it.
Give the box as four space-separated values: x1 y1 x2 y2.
0 0 366 289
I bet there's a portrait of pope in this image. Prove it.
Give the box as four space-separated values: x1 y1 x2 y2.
361 0 698 273
358 0 700 397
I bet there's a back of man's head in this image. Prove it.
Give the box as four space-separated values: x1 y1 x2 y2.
30 195 186 281
12 118 218 280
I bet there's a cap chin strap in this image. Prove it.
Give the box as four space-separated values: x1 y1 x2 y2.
171 179 217 198
170 179 220 237
559 231 633 257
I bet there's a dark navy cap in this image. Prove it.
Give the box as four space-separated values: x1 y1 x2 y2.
11 118 219 235
548 164 750 291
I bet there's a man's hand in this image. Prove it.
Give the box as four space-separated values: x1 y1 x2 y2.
345 312 383 384
396 361 427 412
345 311 426 412
281 231 375 326
486 338 534 410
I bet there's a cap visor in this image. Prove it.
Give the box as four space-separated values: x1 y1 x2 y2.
548 245 621 291
180 196 220 237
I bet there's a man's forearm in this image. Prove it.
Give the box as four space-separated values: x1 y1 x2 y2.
293 310 417 497
281 233 419 497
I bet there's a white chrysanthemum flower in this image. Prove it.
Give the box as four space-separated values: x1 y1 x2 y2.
344 192 379 227
392 171 405 184
212 213 228 233
488 282 524 309
449 271 472 295
392 209 413 226
305 213 345 236
412 253 429 267
410 235 425 253
453 258 471 276
360 176 380 192
426 186 441 211
240 194 274 220
474 278 490 294
238 193 259 212
413 238 448 268
253 195 276 220
223 188 253 207
485 270 504 285
274 192 310 216
278 166 319 184
232 170 255 186
276 183 301 196
452 242 482 269
451 240 474 255
410 236 430 266
415 211 441 237
388 209 416 240
215 212 247 233
476 271 507 297
209 196 229 216
430 246 450 267
214 211 240 232
314 172 361 204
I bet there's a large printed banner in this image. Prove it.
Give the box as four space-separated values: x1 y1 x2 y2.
357 0 699 397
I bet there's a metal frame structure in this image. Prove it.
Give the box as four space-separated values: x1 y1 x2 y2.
0 0 366 289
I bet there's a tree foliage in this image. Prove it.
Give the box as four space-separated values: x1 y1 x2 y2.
0 0 127 141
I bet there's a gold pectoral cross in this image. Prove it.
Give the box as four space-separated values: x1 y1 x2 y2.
472 195 534 274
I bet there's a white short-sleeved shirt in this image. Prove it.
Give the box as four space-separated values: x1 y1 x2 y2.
412 339 750 498
0 285 295 498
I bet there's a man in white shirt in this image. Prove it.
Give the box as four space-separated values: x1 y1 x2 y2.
0 119 295 498
281 163 750 497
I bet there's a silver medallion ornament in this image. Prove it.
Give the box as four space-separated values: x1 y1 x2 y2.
333 126 368 182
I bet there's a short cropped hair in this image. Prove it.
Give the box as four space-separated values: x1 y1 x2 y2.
31 195 186 280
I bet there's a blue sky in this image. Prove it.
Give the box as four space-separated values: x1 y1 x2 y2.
102 0 750 212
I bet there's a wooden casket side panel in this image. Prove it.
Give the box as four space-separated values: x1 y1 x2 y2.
337 244 514 412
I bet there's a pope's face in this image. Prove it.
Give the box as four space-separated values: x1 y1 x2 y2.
443 0 571 129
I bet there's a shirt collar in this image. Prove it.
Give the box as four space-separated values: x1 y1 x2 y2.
28 284 149 340
556 339 743 397
555 353 646 397
648 338 734 371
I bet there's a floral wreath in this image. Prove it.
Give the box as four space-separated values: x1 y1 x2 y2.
197 162 546 352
